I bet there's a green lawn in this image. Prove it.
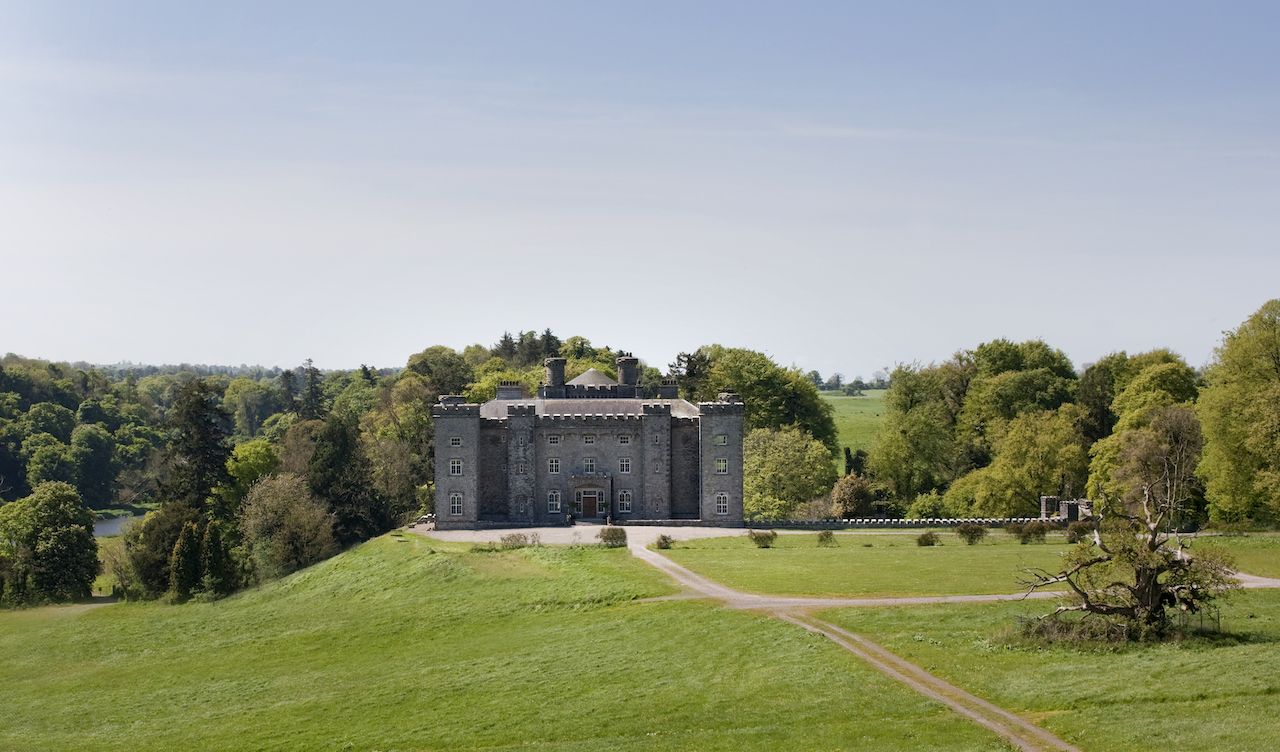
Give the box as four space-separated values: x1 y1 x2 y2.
822 589 1280 751
820 389 886 458
0 533 1004 751
1193 533 1280 578
663 532 1071 598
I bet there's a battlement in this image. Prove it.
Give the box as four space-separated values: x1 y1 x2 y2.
432 403 481 417
698 401 746 415
506 404 536 417
642 402 673 416
535 413 644 425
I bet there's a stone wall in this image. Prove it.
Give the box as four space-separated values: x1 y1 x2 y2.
431 404 481 529
669 419 701 518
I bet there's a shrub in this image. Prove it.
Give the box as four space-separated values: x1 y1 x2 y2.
239 473 337 582
747 529 778 548
0 482 100 605
1019 521 1048 545
1066 520 1096 544
124 502 200 598
916 531 940 546
597 527 627 548
499 533 531 550
168 521 202 602
1004 522 1025 539
831 474 877 517
654 534 674 550
954 523 987 545
906 492 948 520
816 530 838 547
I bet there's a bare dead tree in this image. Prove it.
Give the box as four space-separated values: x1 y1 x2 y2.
1020 406 1236 639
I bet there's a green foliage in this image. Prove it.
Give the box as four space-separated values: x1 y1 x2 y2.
654 534 674 550
69 423 116 506
1065 520 1095 544
747 529 778 548
221 377 281 439
697 347 838 451
905 491 948 519
0 481 98 604
869 363 968 500
744 427 838 520
308 414 391 546
162 379 233 515
239 473 337 582
954 523 987 545
816 529 838 547
218 438 279 513
123 503 200 598
168 521 202 601
830 473 877 517
199 520 236 596
962 406 1089 518
1017 521 1048 544
597 526 627 548
22 402 77 443
405 345 474 396
1198 299 1280 525
297 359 327 421
916 531 940 546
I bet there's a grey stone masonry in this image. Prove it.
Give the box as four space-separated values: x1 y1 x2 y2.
431 363 745 529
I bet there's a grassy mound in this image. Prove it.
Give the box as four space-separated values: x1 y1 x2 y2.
1 532 1003 750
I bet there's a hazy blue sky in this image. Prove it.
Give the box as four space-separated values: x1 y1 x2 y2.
3 2 1277 377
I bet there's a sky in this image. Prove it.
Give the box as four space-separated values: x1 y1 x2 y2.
2 1 1278 378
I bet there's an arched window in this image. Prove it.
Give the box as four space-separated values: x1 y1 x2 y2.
449 493 463 516
714 493 729 516
618 490 633 513
547 490 562 513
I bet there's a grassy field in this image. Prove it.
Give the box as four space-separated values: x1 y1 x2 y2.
0 533 1006 751
1194 533 1280 578
823 590 1280 751
663 532 1071 598
820 389 886 457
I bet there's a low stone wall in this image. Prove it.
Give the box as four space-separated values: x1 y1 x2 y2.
741 517 1059 530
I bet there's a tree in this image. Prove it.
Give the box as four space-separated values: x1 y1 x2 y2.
240 473 337 581
830 473 876 517
22 402 76 443
278 369 297 412
960 406 1089 517
168 521 201 601
743 427 838 520
1022 405 1233 640
24 434 76 489
668 350 712 400
218 438 279 514
405 346 474 396
297 359 327 421
492 332 518 361
70 424 117 507
222 377 280 439
162 379 233 515
122 503 200 598
199 520 235 596
699 347 838 451
308 414 391 545
1198 299 1280 524
0 481 98 604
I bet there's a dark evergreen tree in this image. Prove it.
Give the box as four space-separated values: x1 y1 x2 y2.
359 364 375 383
279 369 297 412
199 520 235 596
307 414 391 546
161 379 233 515
844 447 855 476
539 328 561 357
492 332 517 362
515 330 541 366
168 521 202 601
298 359 327 420
850 449 868 476
668 350 712 400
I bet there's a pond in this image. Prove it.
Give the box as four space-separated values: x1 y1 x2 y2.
94 515 138 538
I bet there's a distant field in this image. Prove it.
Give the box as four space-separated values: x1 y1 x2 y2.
1195 533 1280 578
820 389 887 459
1 534 1003 751
663 532 1071 598
825 590 1280 751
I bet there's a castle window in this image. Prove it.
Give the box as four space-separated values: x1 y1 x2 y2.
449 458 463 476
548 490 561 513
518 436 526 447
449 493 463 516
654 435 660 445
548 435 561 445
714 434 727 446
517 462 527 475
583 434 595 445
584 457 596 474
449 436 462 447
715 458 728 474
618 490 633 513
619 457 631 474
619 434 631 445
715 492 729 515
548 458 560 474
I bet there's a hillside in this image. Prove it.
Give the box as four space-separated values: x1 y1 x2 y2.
0 534 1002 750
820 389 887 460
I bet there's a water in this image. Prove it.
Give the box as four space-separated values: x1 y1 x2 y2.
94 515 137 538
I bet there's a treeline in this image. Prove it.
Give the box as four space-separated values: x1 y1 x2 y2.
857 300 1280 527
1 331 841 604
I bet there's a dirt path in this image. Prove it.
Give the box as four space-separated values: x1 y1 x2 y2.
628 540 1081 752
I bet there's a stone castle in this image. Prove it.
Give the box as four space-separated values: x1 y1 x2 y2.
432 355 744 529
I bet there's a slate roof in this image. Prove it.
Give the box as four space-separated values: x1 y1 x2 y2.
479 398 701 419
566 368 616 386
